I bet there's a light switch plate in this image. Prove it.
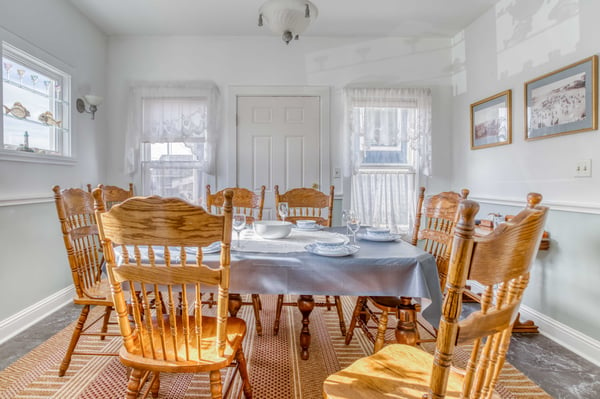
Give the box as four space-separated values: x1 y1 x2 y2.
575 159 592 177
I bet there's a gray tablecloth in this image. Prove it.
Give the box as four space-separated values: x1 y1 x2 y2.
210 227 442 327
115 227 443 328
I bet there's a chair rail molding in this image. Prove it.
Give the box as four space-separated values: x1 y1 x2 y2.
0 286 74 345
0 194 54 207
471 196 600 215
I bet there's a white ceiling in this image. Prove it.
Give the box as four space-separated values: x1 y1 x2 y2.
68 0 499 38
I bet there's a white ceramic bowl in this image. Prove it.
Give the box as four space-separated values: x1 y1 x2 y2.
296 219 317 229
366 227 391 236
253 220 293 239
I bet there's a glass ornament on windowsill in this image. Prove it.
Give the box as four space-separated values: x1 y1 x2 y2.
17 131 34 152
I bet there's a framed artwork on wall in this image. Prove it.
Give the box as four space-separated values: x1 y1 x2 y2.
525 55 598 141
470 89 512 150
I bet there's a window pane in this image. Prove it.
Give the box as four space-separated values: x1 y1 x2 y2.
142 161 203 204
353 106 413 166
2 43 70 156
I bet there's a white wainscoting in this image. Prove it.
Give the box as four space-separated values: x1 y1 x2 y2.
0 286 74 345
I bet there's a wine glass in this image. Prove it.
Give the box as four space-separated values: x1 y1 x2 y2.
3 62 12 80
30 74 38 87
232 213 247 249
278 202 289 222
341 209 350 235
17 69 25 85
346 211 361 246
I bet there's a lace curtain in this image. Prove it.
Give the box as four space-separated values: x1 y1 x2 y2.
124 81 221 175
343 88 432 234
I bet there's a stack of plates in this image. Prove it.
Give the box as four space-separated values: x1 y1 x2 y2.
357 228 401 242
305 243 359 257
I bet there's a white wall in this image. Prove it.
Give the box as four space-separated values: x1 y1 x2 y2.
0 0 107 321
452 0 600 342
104 35 456 196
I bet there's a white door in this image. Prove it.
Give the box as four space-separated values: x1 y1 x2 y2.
236 96 321 219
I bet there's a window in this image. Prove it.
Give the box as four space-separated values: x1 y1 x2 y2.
352 103 416 167
128 84 220 204
2 42 71 159
344 88 432 234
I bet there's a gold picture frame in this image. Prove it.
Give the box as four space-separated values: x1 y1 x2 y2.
525 55 598 141
470 90 512 150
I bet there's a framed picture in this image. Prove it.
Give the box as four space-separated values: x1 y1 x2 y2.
525 55 598 141
470 90 512 150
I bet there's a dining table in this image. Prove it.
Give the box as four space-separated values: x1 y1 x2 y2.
204 225 443 360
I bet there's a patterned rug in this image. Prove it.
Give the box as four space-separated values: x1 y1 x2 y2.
0 295 551 398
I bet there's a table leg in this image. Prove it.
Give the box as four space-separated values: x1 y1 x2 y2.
228 293 242 317
298 295 315 360
394 296 419 346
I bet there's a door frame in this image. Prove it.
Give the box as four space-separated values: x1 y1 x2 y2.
226 86 331 191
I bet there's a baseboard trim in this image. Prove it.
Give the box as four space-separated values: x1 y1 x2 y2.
518 305 600 367
468 281 600 367
0 286 74 345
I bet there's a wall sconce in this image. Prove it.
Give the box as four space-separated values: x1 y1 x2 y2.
76 94 102 119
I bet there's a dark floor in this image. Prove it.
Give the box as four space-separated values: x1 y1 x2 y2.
1 303 599 398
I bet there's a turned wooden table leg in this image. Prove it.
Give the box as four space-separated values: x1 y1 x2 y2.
298 295 315 360
395 296 419 346
228 293 242 317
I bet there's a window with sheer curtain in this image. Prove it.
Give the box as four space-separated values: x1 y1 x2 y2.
124 82 220 204
343 88 431 234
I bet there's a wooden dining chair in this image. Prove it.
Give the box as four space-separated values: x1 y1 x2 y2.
52 185 119 377
323 193 548 399
206 185 266 335
344 187 469 352
93 190 252 399
88 183 135 210
273 185 346 336
206 184 265 224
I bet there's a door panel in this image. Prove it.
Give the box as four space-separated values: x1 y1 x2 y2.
237 96 320 219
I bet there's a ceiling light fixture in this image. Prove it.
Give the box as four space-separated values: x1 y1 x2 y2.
258 0 318 45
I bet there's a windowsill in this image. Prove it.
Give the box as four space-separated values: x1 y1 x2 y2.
0 149 77 165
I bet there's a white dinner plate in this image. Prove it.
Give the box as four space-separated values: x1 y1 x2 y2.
184 242 221 255
356 232 402 242
293 224 324 231
305 243 359 257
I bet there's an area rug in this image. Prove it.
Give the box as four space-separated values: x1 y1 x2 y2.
0 295 551 398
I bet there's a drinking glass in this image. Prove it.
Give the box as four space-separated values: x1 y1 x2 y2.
17 69 25 85
232 213 247 249
341 209 350 235
3 62 12 80
278 202 289 222
346 211 361 245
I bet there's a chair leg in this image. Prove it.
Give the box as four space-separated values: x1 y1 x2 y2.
324 295 333 310
333 296 346 336
345 296 366 345
125 368 144 399
374 307 389 353
100 306 112 340
251 294 263 336
59 304 91 376
150 372 160 398
236 347 253 398
209 370 223 399
274 294 284 335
